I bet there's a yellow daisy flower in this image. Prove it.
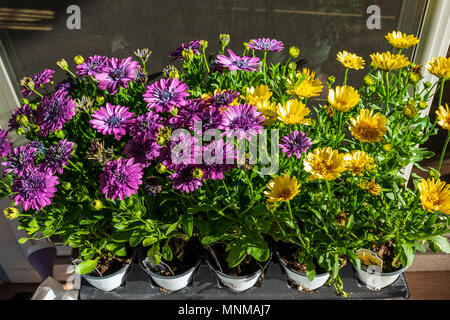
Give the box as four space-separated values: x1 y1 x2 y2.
277 99 311 125
368 180 381 196
255 99 278 126
417 178 450 214
264 174 301 203
385 31 420 49
425 56 450 80
328 86 360 112
344 150 374 176
370 52 410 71
437 104 450 131
3 207 19 220
349 109 387 143
303 147 347 181
287 68 323 98
245 84 272 105
336 51 365 70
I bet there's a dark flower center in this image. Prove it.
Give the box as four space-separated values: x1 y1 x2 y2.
110 68 125 80
233 60 248 69
108 116 121 127
159 90 174 102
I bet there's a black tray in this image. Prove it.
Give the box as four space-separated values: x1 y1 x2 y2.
79 260 411 300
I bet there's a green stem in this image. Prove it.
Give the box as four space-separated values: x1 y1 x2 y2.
202 46 210 73
437 131 450 173
343 68 349 86
271 210 285 236
385 71 390 114
431 79 446 131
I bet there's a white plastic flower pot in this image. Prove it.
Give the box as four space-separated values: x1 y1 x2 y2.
206 251 272 292
80 263 131 292
275 250 330 291
353 263 411 290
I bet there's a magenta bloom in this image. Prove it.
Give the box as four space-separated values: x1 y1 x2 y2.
168 98 207 129
216 49 262 72
202 140 235 180
90 103 134 140
128 111 163 142
76 55 108 76
2 144 37 176
95 57 139 94
123 139 162 167
223 103 265 141
21 69 55 97
0 129 12 157
143 78 189 113
247 38 284 52
191 107 226 134
169 40 202 61
42 139 74 174
99 157 143 201
12 164 59 211
205 90 239 109
34 90 76 136
8 104 33 132
169 165 202 193
279 131 312 159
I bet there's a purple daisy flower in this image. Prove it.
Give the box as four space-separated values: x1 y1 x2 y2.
169 165 202 193
90 103 135 140
55 78 73 92
95 57 139 94
2 144 36 176
143 78 189 113
34 90 76 136
247 38 284 52
8 104 33 132
162 134 202 168
29 140 46 157
41 139 74 174
169 40 202 61
216 49 262 72
168 98 207 129
99 157 143 201
190 107 226 134
21 69 55 97
223 103 265 141
210 59 224 74
202 140 235 180
0 128 12 158
12 164 59 211
123 139 162 167
128 111 163 142
279 131 312 159
205 90 240 109
76 55 108 77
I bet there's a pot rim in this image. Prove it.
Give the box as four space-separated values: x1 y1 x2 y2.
274 249 329 278
80 262 131 280
206 250 272 280
352 261 411 276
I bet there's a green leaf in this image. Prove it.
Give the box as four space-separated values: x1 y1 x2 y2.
129 230 145 247
181 214 193 238
428 236 450 254
346 250 360 269
162 241 173 261
401 243 414 266
18 237 28 244
165 222 179 236
147 243 162 266
75 259 98 275
246 244 270 262
226 240 247 268
142 236 158 247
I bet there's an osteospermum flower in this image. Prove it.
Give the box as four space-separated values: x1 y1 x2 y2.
385 31 420 49
0 128 12 157
279 131 312 159
303 147 346 181
129 111 163 142
123 139 162 167
264 174 301 203
336 51 365 70
41 139 74 175
99 157 143 201
255 100 278 126
12 164 59 211
8 104 33 132
277 99 311 125
34 90 76 136
169 40 202 61
349 109 387 143
245 84 272 105
216 49 262 72
191 106 227 133
370 52 410 71
90 103 135 140
204 89 239 109
143 78 189 113
247 38 284 52
425 56 450 80
328 86 360 112
418 178 450 214
344 150 374 176
202 140 235 180
95 57 140 94
2 144 36 176
287 68 323 98
169 165 203 193
437 104 450 131
76 55 108 76
223 103 265 141
21 69 55 97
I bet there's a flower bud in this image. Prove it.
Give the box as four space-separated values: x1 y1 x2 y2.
56 59 68 70
327 75 336 86
266 202 277 212
4 207 19 220
200 40 208 49
96 96 105 105
424 81 432 88
289 46 300 58
62 182 72 190
288 62 297 70
170 107 178 116
168 70 179 79
182 49 194 61
17 127 25 135
429 168 440 179
90 200 103 211
192 168 204 179
156 136 166 146
403 104 418 118
74 55 85 65
365 162 377 173
409 73 420 83
364 75 376 86
359 180 370 190
418 101 427 109
368 86 376 93
16 114 29 127
21 98 29 105
20 77 35 90
219 34 230 47
382 143 393 152
156 163 166 174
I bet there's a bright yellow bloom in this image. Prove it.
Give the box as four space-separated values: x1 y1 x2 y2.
368 180 381 196
344 150 374 176
255 99 278 126
437 104 450 131
277 99 311 125
349 109 387 143
303 147 347 181
425 56 450 80
417 178 450 214
245 84 272 105
4 207 19 220
287 68 323 98
328 86 360 112
289 46 300 58
385 31 419 49
370 52 409 71
336 51 365 70
264 174 301 203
